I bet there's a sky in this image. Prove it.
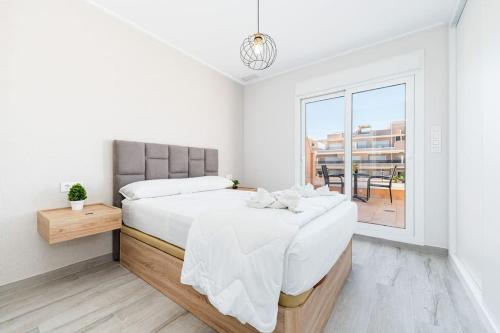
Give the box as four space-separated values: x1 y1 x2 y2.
305 84 406 140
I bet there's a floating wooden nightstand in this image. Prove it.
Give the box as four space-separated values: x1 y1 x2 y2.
37 203 122 244
234 186 257 192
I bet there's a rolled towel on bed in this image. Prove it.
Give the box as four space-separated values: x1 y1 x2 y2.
247 188 302 213
246 188 277 209
315 184 339 196
246 185 338 213
291 183 339 197
272 190 302 212
291 183 318 198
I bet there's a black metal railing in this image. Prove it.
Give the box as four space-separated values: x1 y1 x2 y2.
317 159 404 164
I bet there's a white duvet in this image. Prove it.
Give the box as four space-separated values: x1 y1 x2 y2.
180 192 346 332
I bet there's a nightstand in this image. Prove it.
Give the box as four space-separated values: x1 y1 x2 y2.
234 186 257 192
37 203 122 244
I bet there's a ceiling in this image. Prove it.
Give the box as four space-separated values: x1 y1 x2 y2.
88 0 457 84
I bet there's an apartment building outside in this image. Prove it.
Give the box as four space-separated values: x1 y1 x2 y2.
305 120 406 187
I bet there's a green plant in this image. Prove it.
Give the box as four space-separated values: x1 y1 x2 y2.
68 183 87 201
392 173 405 183
232 179 240 189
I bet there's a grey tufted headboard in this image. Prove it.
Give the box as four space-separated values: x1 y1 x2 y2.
113 140 218 208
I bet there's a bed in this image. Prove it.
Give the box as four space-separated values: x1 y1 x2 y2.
113 140 355 333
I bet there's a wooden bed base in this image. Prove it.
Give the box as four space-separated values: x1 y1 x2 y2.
120 233 352 333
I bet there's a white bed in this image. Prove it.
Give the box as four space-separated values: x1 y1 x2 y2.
122 188 356 296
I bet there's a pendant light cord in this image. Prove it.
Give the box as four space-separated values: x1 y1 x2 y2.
257 0 260 33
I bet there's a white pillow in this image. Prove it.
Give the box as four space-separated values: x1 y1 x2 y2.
181 176 233 194
119 176 233 200
119 178 184 200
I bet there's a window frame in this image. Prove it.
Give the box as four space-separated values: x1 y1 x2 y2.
297 69 423 245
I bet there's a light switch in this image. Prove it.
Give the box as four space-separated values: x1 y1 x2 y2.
431 126 441 153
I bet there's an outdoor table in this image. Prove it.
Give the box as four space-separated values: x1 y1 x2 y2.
353 172 369 202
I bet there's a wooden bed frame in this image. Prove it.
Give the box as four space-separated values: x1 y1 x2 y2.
120 232 352 333
113 140 352 332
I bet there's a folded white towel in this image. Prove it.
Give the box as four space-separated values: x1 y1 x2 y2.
315 184 339 196
291 183 319 198
273 189 302 212
246 188 302 213
246 184 339 213
291 183 338 197
246 188 276 209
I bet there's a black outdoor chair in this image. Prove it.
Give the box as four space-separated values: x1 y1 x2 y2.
321 165 344 194
367 165 399 203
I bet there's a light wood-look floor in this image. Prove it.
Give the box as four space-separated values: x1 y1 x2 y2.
0 237 486 333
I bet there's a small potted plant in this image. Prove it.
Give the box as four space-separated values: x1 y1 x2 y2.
232 179 240 189
68 183 87 211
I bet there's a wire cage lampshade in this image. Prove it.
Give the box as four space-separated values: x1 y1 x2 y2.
240 0 277 70
240 33 277 70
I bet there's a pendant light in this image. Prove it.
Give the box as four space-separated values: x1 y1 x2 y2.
240 0 277 70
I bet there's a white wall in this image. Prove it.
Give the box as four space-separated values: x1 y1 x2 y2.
482 0 500 327
456 0 484 291
454 0 500 330
0 0 243 285
243 26 449 248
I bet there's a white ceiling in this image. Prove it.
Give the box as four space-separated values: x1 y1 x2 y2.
88 0 457 84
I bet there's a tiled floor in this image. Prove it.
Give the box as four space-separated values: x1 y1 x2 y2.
356 196 405 228
325 184 405 229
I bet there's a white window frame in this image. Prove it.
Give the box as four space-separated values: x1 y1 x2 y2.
300 91 346 190
347 76 416 243
295 51 425 245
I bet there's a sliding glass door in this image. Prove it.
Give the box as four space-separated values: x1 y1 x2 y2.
301 76 415 241
351 84 406 229
303 93 345 191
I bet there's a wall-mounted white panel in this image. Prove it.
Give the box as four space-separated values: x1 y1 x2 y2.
455 0 500 329
456 0 484 292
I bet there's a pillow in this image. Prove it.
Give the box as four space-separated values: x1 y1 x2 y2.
119 176 233 200
119 178 184 200
181 176 233 194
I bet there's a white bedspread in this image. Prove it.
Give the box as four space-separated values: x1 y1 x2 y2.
180 193 346 332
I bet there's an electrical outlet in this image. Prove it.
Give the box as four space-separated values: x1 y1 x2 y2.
60 181 83 193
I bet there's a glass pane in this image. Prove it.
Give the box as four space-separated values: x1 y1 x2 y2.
351 84 406 228
305 96 345 192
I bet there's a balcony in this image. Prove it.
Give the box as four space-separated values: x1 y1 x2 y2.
324 182 405 229
316 147 405 155
314 162 405 176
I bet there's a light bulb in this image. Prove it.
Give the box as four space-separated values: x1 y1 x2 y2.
253 43 263 55
253 34 264 55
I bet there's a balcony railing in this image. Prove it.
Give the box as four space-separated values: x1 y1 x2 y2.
317 160 404 164
314 147 405 154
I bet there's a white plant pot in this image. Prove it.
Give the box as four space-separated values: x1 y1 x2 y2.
70 200 84 211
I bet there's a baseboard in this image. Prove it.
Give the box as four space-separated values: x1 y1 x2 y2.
0 253 113 293
449 254 499 333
